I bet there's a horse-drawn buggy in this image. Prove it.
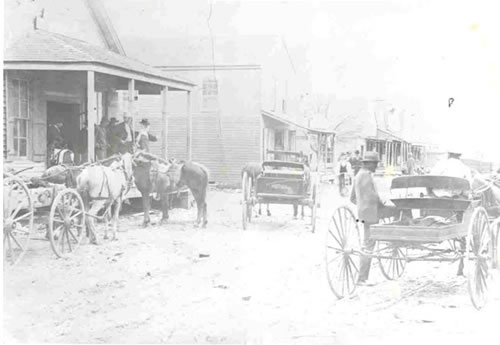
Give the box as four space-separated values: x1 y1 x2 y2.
3 168 86 265
325 175 500 309
241 154 319 232
3 153 136 266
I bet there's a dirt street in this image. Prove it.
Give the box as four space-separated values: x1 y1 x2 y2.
3 183 500 344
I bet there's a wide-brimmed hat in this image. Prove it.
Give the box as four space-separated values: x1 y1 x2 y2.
362 151 379 162
109 117 118 124
140 118 150 126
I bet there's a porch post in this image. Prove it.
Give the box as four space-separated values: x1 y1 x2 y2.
87 71 96 162
186 90 192 161
161 86 168 158
128 79 135 144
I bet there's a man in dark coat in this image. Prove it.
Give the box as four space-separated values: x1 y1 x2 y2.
107 117 120 156
116 115 134 154
350 151 397 284
95 117 109 160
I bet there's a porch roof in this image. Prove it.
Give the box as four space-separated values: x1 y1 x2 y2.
261 110 335 135
4 30 195 91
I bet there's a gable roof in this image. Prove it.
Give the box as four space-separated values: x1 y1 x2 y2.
4 30 195 89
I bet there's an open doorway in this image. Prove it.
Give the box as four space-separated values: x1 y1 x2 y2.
46 101 84 163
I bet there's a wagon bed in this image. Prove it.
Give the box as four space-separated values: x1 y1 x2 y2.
241 157 319 231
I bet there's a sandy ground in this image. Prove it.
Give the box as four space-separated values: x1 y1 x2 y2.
3 181 500 344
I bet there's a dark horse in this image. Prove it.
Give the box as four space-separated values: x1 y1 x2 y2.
133 159 172 227
169 160 210 227
133 155 209 228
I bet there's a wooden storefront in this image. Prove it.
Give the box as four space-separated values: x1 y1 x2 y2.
3 30 195 177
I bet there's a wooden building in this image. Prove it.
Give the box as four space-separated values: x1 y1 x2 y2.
3 30 194 177
154 65 263 185
261 110 335 179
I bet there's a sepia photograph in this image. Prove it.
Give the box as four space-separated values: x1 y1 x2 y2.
2 0 500 344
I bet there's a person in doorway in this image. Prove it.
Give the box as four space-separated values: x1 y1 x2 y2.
76 122 88 164
107 117 120 156
350 151 398 285
95 117 109 160
350 150 362 176
337 153 352 195
48 121 65 148
406 153 416 175
135 118 158 153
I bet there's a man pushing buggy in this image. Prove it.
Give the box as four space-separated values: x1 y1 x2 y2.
350 151 399 285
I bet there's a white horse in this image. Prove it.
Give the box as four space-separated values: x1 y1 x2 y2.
77 153 134 243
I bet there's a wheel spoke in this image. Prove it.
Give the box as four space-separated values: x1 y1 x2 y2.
66 230 73 252
347 256 359 273
345 258 351 293
10 232 25 251
331 215 345 245
336 208 346 245
10 201 24 219
67 227 79 243
69 211 83 221
327 228 343 249
7 231 14 262
327 253 343 266
12 211 33 223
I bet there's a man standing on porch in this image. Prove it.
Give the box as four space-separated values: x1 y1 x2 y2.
95 117 109 160
120 115 135 154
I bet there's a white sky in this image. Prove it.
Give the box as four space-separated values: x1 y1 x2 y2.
76 1 500 160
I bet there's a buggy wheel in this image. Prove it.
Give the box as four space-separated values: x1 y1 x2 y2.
48 189 86 258
377 242 407 280
492 218 500 270
3 173 34 266
311 180 318 233
325 206 361 299
465 207 493 310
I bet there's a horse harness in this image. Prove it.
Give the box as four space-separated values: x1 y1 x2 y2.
96 159 132 199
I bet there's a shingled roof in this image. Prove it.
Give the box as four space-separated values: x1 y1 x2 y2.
4 30 195 88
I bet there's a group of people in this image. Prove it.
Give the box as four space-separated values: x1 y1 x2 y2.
47 115 157 166
336 150 362 194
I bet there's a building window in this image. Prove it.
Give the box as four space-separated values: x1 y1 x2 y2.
202 77 219 111
282 99 287 114
11 79 30 157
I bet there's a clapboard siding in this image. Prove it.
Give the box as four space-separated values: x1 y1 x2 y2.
190 113 261 184
167 116 188 161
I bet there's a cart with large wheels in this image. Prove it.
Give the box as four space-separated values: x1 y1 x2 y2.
325 175 500 310
241 160 319 232
3 170 86 266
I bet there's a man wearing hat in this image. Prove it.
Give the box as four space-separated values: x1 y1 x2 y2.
135 118 157 153
113 114 135 154
431 149 471 181
107 117 120 156
350 151 397 284
95 117 109 160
